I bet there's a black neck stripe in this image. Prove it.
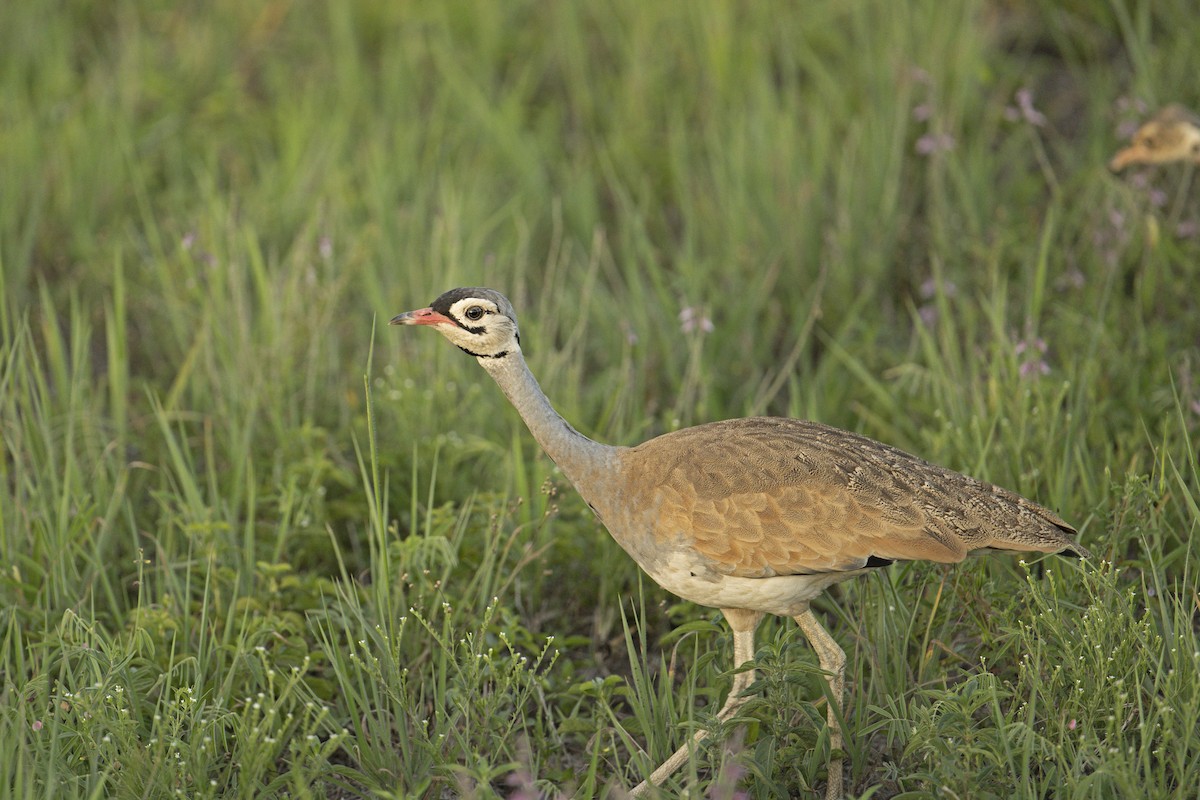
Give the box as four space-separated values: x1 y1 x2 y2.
456 345 509 359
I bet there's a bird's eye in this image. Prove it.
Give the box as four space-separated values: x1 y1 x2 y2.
1141 135 1157 149
465 305 485 321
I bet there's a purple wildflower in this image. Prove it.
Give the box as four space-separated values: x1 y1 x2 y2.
679 305 714 334
915 132 956 155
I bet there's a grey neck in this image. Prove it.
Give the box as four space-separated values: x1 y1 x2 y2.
478 350 622 495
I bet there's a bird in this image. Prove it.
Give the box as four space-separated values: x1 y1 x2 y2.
1110 104 1200 171
390 287 1089 799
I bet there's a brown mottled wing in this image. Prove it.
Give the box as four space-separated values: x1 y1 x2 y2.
626 417 1082 578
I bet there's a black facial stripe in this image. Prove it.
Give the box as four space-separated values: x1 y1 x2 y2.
430 291 489 333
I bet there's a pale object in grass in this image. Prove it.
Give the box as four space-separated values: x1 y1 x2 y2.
391 287 1090 799
1110 105 1200 171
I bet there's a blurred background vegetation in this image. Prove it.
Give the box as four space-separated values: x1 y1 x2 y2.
1 1 1198 797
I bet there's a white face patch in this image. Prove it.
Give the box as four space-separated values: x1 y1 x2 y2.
437 297 520 358
449 297 499 328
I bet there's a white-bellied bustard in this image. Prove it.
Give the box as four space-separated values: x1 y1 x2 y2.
391 287 1089 798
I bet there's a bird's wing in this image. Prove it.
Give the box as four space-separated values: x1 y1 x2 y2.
627 417 1077 579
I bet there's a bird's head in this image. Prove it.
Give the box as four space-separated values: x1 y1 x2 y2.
1110 105 1200 171
390 287 521 360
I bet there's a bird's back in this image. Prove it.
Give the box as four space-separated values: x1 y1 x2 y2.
611 417 1084 580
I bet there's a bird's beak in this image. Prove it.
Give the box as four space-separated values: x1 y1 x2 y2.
390 307 454 326
1109 145 1146 172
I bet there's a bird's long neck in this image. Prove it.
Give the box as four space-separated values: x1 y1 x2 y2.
479 350 622 500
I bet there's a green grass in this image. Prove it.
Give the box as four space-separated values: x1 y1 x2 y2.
2 0 1199 797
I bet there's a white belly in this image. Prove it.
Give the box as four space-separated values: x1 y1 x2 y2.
643 551 861 617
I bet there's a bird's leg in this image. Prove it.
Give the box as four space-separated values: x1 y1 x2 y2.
629 609 764 797
794 608 846 800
